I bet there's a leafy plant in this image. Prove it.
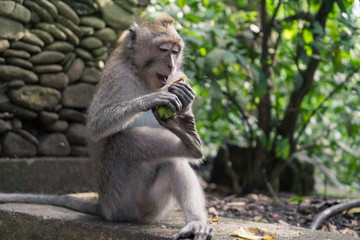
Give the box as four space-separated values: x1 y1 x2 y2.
146 0 360 192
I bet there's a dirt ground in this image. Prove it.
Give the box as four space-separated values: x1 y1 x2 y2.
206 192 360 238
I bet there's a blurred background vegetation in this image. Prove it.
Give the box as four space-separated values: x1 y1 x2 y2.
144 0 360 195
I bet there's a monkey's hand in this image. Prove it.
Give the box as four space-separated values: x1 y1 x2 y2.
168 82 195 115
173 221 214 240
143 91 183 113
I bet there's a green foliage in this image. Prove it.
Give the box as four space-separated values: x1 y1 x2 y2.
146 0 360 190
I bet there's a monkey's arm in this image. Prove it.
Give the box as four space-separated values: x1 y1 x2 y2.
87 91 182 142
153 83 204 160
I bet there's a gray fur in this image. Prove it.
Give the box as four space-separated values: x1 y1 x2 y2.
87 19 213 239
0 17 213 240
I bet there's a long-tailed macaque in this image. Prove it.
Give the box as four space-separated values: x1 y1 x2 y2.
0 15 214 240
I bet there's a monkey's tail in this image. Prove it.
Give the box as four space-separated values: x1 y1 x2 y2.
0 193 101 216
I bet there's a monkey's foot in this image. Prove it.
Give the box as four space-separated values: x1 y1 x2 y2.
173 221 214 240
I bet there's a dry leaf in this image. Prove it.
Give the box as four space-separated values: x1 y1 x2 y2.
212 215 219 222
230 226 277 240
348 207 360 214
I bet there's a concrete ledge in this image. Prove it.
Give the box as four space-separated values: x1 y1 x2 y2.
0 158 94 193
0 203 358 240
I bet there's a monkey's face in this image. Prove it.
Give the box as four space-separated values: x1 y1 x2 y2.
142 41 183 91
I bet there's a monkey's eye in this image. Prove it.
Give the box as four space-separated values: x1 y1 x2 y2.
172 45 180 54
159 43 170 52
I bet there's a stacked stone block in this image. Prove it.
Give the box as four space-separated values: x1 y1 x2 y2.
0 0 137 157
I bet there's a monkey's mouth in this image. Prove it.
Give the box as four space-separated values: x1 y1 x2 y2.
157 74 169 86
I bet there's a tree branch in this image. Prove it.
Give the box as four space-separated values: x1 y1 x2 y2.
277 0 335 152
222 90 254 141
281 12 315 22
295 68 359 144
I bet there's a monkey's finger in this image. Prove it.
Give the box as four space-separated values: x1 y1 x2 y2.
158 93 182 112
169 89 192 107
169 83 196 100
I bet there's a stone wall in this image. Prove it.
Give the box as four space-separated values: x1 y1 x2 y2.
0 0 137 157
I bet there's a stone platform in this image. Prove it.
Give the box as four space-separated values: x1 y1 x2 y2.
0 157 94 193
0 203 357 240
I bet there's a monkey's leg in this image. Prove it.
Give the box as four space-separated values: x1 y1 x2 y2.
168 161 214 240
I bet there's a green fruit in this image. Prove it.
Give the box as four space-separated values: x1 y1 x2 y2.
157 106 174 120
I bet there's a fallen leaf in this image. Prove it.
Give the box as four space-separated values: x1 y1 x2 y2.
348 207 360 214
212 215 219 222
230 226 277 240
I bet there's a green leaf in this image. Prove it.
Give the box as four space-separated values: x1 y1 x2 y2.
204 48 227 75
275 137 290 159
256 129 267 147
332 47 342 72
290 196 305 203
303 29 313 44
178 0 187 8
283 29 295 40
249 64 266 98
335 0 346 13
223 52 237 65
293 74 303 91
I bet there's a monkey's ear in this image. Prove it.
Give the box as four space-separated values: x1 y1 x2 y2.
128 24 138 49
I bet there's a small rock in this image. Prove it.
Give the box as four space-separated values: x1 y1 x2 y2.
81 66 101 83
79 26 94 36
6 80 25 89
95 52 108 61
38 133 71 156
98 0 134 30
79 36 103 50
45 41 74 53
56 15 83 37
8 85 61 111
92 46 108 57
6 58 33 69
2 49 30 59
0 102 38 119
80 16 106 29
22 29 44 47
39 111 59 124
70 145 89 156
0 65 38 83
11 118 22 131
75 48 93 61
68 2 95 16
31 29 54 45
11 41 41 53
0 39 10 53
33 64 63 73
35 22 67 40
40 72 69 90
55 23 79 46
66 58 85 83
65 123 86 145
94 28 117 42
62 83 95 109
29 51 65 64
45 120 69 132
23 0 54 23
30 10 41 24
1 132 37 157
0 16 24 40
33 0 58 18
51 0 79 25
18 129 39 146
0 120 12 134
0 1 31 23
59 108 86 122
